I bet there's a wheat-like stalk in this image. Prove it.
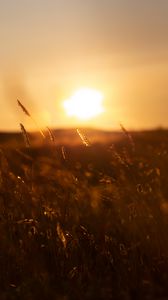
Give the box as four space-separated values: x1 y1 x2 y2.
15 149 33 161
20 123 30 147
46 127 55 143
120 123 135 151
110 144 127 166
61 146 66 160
56 222 67 248
17 99 45 138
76 129 91 147
17 100 31 117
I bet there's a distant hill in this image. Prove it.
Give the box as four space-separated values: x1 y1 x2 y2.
0 128 167 148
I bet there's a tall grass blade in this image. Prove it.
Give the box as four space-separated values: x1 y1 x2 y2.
77 129 91 147
20 123 30 147
17 99 45 138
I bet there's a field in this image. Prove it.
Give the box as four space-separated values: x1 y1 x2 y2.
0 128 168 299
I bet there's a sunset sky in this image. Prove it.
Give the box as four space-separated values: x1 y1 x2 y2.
0 0 168 131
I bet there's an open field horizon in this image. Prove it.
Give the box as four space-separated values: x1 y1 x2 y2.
0 127 168 147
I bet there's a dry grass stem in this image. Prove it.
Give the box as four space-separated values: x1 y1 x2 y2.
120 123 135 151
17 99 31 117
17 99 45 138
46 127 55 143
20 123 30 147
61 146 67 160
77 129 91 147
56 222 67 248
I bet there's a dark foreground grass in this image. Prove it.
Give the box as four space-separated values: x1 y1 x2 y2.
0 130 168 299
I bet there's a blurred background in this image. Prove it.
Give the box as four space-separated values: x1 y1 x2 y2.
0 0 168 131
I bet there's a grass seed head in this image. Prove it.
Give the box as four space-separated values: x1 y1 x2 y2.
17 99 31 117
20 123 30 147
77 129 91 147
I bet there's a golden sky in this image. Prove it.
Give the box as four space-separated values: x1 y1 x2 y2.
0 0 168 131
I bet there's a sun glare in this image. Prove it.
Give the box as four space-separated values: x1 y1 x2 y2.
63 88 104 120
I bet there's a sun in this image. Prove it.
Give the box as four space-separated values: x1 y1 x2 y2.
63 88 104 120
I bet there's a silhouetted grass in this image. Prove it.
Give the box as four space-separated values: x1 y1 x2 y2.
0 130 168 299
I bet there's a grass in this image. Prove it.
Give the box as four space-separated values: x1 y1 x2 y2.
0 128 168 299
